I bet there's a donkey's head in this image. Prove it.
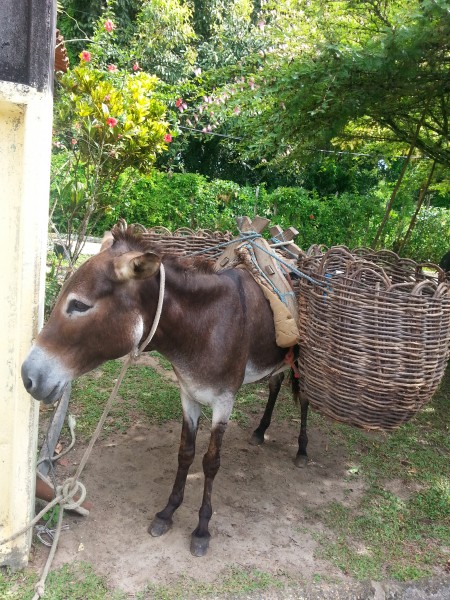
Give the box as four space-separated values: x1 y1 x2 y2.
22 225 161 403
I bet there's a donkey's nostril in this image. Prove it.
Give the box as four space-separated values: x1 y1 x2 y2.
24 377 33 391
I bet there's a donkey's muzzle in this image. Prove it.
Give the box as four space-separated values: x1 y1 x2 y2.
21 345 70 404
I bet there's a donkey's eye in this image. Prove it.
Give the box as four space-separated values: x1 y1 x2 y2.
67 299 91 314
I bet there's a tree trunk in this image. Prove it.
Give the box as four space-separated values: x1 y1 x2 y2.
397 159 436 255
372 111 427 249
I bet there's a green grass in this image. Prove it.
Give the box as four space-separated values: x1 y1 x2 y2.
67 356 182 439
310 366 450 581
0 562 126 600
137 566 288 600
0 563 289 600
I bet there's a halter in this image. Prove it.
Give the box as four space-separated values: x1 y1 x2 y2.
133 262 166 358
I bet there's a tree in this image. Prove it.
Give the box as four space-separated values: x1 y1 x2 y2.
205 0 450 171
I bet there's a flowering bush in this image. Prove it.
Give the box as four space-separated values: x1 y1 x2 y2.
52 55 172 262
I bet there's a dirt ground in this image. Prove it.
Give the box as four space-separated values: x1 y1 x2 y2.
33 392 374 597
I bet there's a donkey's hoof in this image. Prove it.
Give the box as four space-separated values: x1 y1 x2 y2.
190 533 211 557
293 454 308 468
249 431 265 446
148 516 172 537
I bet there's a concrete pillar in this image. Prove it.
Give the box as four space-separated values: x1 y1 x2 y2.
0 0 56 569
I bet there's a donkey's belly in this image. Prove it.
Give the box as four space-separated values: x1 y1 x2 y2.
243 361 281 384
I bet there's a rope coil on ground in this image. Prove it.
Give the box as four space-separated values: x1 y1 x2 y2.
57 479 87 511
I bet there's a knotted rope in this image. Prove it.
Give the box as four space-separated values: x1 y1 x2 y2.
0 264 166 600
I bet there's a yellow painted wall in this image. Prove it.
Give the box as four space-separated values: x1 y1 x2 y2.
0 82 53 568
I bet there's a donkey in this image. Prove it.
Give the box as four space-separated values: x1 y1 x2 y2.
22 223 307 556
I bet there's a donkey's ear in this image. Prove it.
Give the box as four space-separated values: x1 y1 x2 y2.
129 252 161 279
99 231 114 252
114 251 161 281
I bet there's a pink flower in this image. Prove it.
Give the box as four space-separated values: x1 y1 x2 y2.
175 98 183 107
104 94 111 102
309 214 315 220
107 64 117 72
164 134 173 143
132 62 140 71
106 117 118 128
81 51 91 62
71 138 77 145
104 20 115 32
233 106 241 115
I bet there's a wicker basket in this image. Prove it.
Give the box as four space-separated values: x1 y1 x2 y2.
140 226 233 260
297 247 450 430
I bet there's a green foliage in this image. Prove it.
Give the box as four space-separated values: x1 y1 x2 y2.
88 170 263 233
53 0 449 263
61 167 446 263
52 56 170 261
132 0 197 83
55 62 168 172
401 207 450 262
206 0 450 169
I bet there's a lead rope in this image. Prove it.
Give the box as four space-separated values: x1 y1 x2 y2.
0 264 166 600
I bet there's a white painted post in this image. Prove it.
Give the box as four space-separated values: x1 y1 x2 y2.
0 1 56 569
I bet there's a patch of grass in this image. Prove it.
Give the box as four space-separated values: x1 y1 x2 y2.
311 367 450 581
138 566 288 599
0 562 126 600
232 376 301 427
125 364 182 424
327 367 450 486
68 358 182 439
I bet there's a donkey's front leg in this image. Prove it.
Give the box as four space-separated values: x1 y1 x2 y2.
190 421 227 557
149 403 200 537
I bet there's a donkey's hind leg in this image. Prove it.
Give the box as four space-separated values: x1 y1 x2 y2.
293 377 309 468
149 400 201 537
250 371 285 445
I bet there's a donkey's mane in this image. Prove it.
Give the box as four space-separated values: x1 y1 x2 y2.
111 222 216 274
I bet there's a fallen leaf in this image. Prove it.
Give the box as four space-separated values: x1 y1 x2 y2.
78 543 84 552
347 467 360 475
